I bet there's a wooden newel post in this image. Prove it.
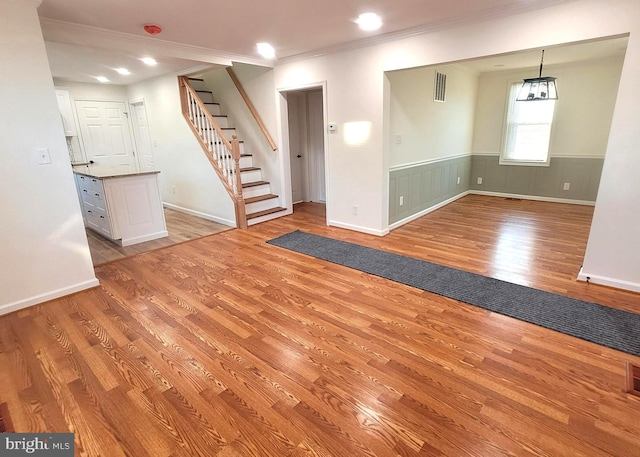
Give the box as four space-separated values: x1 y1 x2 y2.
232 135 248 228
178 76 188 117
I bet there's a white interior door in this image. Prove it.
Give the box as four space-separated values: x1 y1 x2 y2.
75 100 136 169
287 93 306 204
130 101 155 169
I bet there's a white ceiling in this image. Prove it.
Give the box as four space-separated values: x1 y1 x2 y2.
38 0 627 85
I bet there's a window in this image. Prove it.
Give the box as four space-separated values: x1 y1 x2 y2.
501 81 556 166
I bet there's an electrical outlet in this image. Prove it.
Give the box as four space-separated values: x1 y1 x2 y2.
563 182 570 191
477 177 483 185
352 205 358 215
399 196 404 206
171 185 176 194
36 148 51 165
457 176 461 185
395 135 402 145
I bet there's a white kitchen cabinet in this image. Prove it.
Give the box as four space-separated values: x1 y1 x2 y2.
55 89 78 137
74 167 168 246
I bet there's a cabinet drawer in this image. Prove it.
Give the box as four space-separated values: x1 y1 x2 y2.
76 174 92 191
79 186 93 204
89 177 104 193
76 175 104 193
92 190 107 211
94 205 113 234
97 215 113 238
84 206 99 230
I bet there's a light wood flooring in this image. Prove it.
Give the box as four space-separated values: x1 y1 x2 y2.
86 207 231 265
2 195 640 456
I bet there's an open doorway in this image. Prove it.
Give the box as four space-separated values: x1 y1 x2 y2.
285 88 326 207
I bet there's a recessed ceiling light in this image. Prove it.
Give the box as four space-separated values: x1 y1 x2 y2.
96 76 109 83
141 57 157 66
116 68 131 75
356 12 382 31
256 42 276 59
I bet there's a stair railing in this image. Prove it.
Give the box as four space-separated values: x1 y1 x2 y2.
178 76 247 228
226 67 278 152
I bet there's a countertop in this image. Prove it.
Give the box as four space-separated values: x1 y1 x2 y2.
72 164 161 179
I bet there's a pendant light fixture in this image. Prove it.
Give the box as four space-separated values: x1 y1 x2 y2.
516 49 558 101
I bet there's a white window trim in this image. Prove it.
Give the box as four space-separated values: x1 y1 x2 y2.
499 79 556 167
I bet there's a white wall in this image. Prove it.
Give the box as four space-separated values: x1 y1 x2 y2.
0 0 98 315
274 0 640 291
201 64 281 199
473 55 624 157
276 51 388 234
53 79 129 101
127 73 236 226
389 64 478 167
580 28 640 291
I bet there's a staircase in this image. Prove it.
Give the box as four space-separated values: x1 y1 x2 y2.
179 76 286 227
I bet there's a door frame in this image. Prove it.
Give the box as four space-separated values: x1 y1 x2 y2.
129 99 155 170
277 81 330 225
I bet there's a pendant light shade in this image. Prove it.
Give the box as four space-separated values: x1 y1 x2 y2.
516 50 558 101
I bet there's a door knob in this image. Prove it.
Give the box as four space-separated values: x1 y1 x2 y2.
297 154 302 158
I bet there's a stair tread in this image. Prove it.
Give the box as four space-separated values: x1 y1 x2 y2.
240 167 260 172
203 126 236 131
246 207 287 220
216 153 251 158
242 180 269 188
244 193 277 204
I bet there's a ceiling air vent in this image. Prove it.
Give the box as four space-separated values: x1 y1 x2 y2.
434 71 447 102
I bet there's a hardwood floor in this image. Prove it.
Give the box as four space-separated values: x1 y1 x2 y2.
2 195 640 456
86 207 232 265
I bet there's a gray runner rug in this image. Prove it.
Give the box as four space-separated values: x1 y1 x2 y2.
267 230 640 357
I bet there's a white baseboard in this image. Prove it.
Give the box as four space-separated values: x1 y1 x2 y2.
577 268 640 293
389 191 470 231
0 278 100 316
328 220 389 237
120 230 169 247
469 190 596 206
163 202 236 227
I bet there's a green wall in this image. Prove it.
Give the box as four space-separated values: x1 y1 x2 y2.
389 156 471 224
470 156 603 201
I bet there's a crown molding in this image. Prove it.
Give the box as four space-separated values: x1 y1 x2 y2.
6 0 43 7
278 0 578 65
39 17 273 68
